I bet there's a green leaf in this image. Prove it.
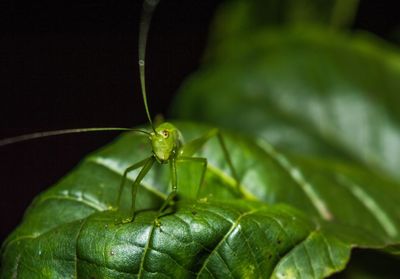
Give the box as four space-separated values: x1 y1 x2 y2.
211 0 359 41
171 1 400 275
2 122 400 278
1 201 314 278
2 1 400 276
173 28 400 181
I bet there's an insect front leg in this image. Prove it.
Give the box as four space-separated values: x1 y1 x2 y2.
155 156 207 226
158 158 178 214
160 156 208 211
116 155 155 223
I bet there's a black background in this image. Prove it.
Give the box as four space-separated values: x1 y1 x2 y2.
0 0 399 242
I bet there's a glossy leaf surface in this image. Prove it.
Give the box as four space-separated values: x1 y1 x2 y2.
2 123 400 278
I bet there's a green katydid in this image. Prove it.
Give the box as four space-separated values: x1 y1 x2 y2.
0 0 242 223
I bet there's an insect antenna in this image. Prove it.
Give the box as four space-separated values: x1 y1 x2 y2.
0 127 150 147
1 0 162 147
138 0 161 133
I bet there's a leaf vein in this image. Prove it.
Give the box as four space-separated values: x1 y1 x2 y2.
196 209 260 278
238 228 262 275
303 242 316 278
138 217 158 278
257 139 333 221
36 194 108 211
336 174 398 237
74 219 88 279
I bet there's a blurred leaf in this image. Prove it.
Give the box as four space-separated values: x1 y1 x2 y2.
173 27 400 181
171 0 400 276
209 0 359 48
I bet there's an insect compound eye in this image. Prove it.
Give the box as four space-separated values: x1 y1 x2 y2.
161 130 169 138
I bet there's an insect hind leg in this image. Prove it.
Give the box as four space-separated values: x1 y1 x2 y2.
179 128 243 197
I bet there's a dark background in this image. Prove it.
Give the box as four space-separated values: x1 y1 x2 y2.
0 0 399 242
